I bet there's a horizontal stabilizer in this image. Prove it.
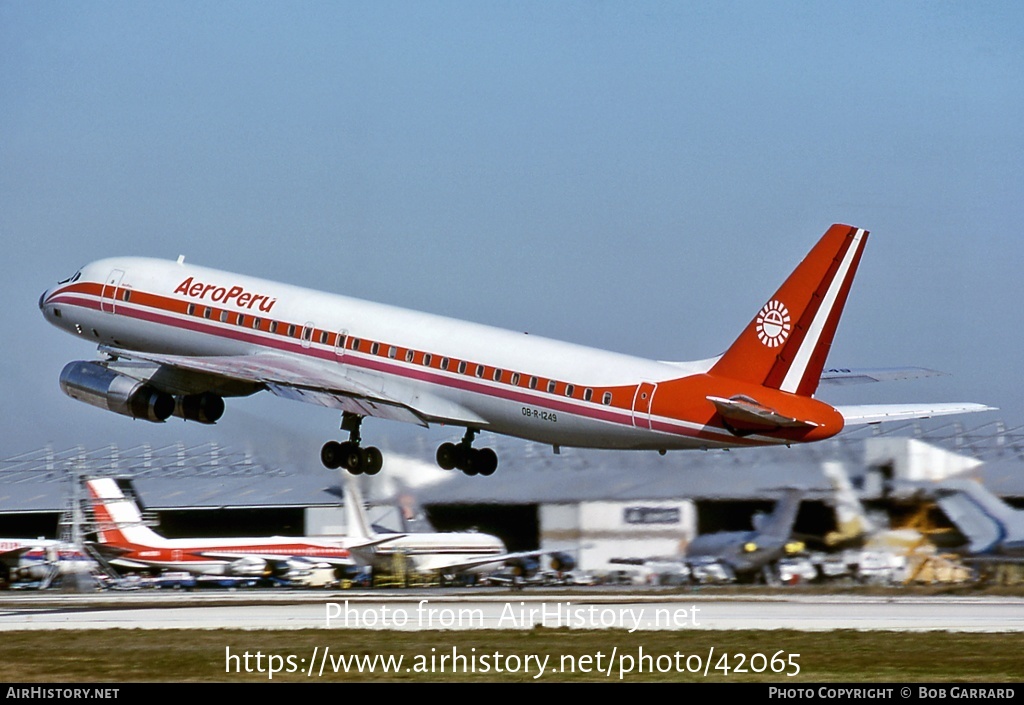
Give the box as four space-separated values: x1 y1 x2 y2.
819 367 948 386
836 403 996 425
707 395 819 434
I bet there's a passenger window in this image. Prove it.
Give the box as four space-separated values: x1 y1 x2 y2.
187 304 195 316
565 384 574 397
475 365 484 378
238 314 245 327
320 330 329 344
493 369 502 382
529 377 538 390
220 311 229 323
371 342 379 355
204 307 212 319
405 349 414 362
584 388 593 402
269 321 278 333
287 324 296 337
423 353 432 366
511 373 520 385
458 361 467 374
349 338 360 350
441 357 450 370
547 380 557 393
602 392 612 405
388 346 397 359
253 317 262 330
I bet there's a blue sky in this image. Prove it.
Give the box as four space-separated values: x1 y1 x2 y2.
2 2 1020 465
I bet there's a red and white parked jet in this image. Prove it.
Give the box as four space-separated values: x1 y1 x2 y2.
41 224 992 476
85 477 355 578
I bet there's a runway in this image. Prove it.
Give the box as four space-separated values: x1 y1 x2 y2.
1 589 1022 632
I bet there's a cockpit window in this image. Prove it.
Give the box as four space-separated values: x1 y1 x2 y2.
57 270 83 285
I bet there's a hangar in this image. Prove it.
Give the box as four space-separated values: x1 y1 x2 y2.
1 420 1021 575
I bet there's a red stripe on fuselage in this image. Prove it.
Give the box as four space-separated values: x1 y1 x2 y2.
48 283 775 448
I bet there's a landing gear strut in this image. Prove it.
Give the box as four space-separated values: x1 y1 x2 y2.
321 413 383 475
436 428 498 476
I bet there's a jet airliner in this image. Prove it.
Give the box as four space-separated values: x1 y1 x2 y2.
40 224 992 476
84 477 356 578
341 479 573 582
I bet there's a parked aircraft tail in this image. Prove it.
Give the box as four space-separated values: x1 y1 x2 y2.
85 477 165 549
343 479 377 541
823 461 875 546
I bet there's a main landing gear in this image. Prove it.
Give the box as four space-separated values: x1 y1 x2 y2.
321 413 383 475
436 428 498 476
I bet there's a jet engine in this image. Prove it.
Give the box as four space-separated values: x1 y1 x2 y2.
548 551 577 573
226 556 270 577
59 361 174 423
174 392 224 424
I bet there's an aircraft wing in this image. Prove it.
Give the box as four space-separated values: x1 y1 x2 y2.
99 346 487 428
427 549 550 575
819 367 948 386
0 546 32 567
344 535 410 567
835 403 995 425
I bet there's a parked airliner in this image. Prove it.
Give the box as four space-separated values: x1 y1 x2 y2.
341 479 572 582
40 224 992 476
0 538 98 587
85 477 355 578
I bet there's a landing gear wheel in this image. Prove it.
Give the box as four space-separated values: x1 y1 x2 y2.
435 431 499 476
476 448 498 476
462 451 479 476
321 441 343 469
340 441 363 474
362 446 383 475
436 442 458 470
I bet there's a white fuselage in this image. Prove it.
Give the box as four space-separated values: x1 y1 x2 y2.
42 256 738 451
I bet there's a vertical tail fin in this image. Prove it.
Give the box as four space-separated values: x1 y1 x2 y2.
823 461 875 546
343 479 377 540
711 224 868 396
85 477 166 549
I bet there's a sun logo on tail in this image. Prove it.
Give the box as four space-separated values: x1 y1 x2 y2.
756 300 791 348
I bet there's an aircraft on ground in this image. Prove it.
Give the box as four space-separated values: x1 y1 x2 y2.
341 480 572 584
930 478 1024 559
821 461 925 552
684 488 807 583
0 538 98 588
40 224 992 476
84 477 355 579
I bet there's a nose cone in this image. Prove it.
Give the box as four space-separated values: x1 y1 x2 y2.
39 288 51 312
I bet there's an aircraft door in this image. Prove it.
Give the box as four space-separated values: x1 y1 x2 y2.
631 382 657 429
100 269 125 314
334 329 348 362
301 322 315 349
